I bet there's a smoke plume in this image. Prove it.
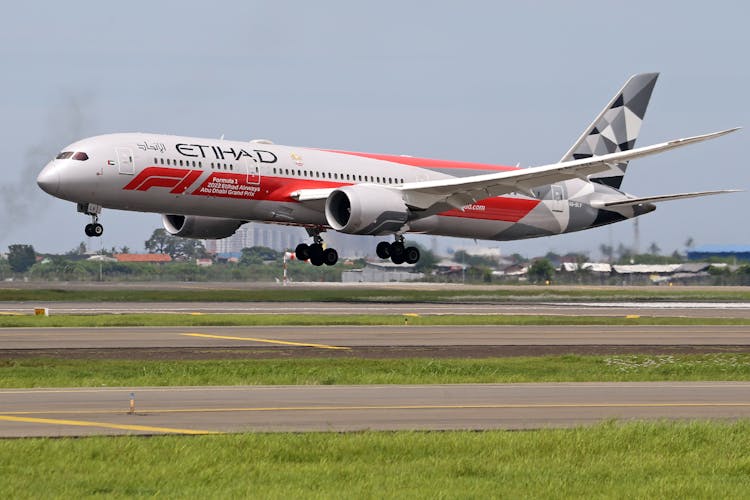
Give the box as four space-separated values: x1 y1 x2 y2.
0 92 95 242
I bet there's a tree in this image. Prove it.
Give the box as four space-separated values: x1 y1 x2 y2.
7 244 36 273
528 258 555 284
599 244 614 263
145 229 207 260
648 242 661 255
145 229 172 254
240 246 281 265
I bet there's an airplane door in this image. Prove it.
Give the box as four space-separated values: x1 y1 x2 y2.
551 185 565 213
116 148 135 175
243 155 261 185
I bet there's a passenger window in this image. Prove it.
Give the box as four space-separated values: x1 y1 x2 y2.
154 158 158 163
167 159 171 165
160 158 164 165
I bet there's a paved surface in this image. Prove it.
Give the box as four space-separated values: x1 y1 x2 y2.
3 301 750 317
1 382 749 437
1 325 749 350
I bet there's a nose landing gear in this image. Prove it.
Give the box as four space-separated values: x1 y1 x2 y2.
78 203 103 238
375 236 420 265
84 221 104 237
295 229 338 267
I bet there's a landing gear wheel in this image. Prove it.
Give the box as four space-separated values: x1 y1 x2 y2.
295 243 310 261
84 224 94 237
323 248 338 266
376 241 391 259
390 253 405 265
308 243 324 266
92 223 103 237
404 246 420 264
390 241 405 259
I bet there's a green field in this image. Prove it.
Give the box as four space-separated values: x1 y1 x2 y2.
2 286 750 302
2 312 750 327
2 354 750 388
1 421 748 498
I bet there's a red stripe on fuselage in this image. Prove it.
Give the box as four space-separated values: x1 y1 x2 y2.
439 197 540 223
170 170 203 194
136 177 182 191
123 167 194 190
322 150 518 172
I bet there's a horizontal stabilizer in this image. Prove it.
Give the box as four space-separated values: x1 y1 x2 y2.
593 189 742 209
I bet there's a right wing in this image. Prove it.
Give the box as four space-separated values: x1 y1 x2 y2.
397 128 739 210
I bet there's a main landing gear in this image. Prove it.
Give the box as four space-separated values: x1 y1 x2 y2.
78 203 104 238
376 236 420 265
295 230 338 267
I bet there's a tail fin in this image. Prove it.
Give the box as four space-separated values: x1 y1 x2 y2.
561 73 659 189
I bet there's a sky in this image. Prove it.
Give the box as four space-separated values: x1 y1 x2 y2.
1 1 748 259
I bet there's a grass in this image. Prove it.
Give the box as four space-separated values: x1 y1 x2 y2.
3 354 750 388
1 421 749 498
2 312 750 327
3 286 750 302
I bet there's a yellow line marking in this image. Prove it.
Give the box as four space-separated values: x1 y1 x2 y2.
3 402 750 417
0 415 220 435
182 333 350 350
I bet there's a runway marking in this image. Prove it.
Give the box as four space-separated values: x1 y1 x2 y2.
1 382 748 395
0 415 220 435
3 402 750 417
181 333 350 350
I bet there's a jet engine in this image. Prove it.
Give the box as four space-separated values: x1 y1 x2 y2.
162 215 244 239
324 185 409 235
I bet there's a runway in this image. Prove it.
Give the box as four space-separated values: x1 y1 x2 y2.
2 324 749 359
2 324 750 349
1 382 749 437
3 300 750 317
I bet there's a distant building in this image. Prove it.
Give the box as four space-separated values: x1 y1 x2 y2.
687 245 750 262
114 253 172 263
203 223 306 255
341 261 423 283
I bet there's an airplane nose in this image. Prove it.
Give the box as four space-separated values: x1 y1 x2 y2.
37 165 60 196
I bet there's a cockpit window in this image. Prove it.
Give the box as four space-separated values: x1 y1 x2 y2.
55 151 89 161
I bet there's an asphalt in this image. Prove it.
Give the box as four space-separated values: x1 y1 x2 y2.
1 324 750 350
3 301 750 317
1 382 749 437
2 292 749 437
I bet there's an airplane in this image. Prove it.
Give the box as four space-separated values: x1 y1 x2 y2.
37 73 740 266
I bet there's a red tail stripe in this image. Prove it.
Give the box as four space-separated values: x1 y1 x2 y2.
321 150 518 172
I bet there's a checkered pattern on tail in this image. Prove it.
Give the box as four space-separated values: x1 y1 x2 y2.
561 73 658 189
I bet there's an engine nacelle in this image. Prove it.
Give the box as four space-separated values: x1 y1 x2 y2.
325 185 409 235
162 215 244 239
